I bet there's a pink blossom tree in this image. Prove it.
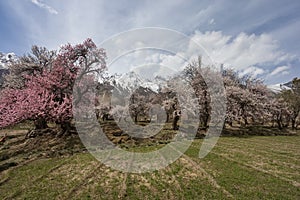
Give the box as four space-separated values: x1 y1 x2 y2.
0 39 106 134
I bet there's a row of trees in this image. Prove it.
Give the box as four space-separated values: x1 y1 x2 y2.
184 62 299 130
100 57 300 130
0 39 299 134
192 64 299 129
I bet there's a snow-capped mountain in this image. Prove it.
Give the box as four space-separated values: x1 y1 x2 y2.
267 81 293 93
0 52 16 86
0 52 16 69
114 71 167 92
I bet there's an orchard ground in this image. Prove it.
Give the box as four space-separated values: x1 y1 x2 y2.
0 121 299 199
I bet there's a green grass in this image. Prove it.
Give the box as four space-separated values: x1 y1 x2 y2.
0 136 300 199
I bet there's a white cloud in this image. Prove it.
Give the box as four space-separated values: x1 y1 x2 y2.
2 0 298 84
107 30 294 80
240 66 265 78
270 65 290 76
159 53 188 70
209 18 215 25
189 31 294 70
31 0 58 15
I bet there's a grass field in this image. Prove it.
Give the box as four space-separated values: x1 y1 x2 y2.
0 134 299 199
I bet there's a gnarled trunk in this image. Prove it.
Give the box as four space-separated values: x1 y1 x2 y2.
173 116 180 130
134 115 138 123
34 118 48 130
57 120 75 136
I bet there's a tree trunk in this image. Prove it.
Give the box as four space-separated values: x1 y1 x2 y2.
34 118 48 130
166 113 170 123
134 115 138 123
203 113 209 129
291 119 296 130
62 121 72 131
203 97 210 129
244 117 248 126
57 120 74 136
241 106 248 127
173 116 180 130
277 121 282 129
276 115 283 129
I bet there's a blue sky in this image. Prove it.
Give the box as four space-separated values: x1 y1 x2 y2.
0 0 299 84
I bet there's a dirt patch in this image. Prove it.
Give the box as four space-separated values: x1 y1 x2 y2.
0 128 86 173
100 121 178 147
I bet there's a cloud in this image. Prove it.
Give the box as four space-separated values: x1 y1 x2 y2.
189 31 294 70
270 65 290 76
240 66 265 78
105 29 295 81
2 0 299 84
31 0 58 15
209 18 215 25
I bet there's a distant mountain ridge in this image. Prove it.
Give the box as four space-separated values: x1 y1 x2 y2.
113 71 168 93
267 80 294 93
1 51 296 96
0 52 16 87
0 52 16 69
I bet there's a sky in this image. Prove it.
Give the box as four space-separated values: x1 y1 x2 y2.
0 0 299 84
